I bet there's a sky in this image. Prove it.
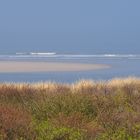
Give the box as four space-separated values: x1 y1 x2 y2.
0 0 140 54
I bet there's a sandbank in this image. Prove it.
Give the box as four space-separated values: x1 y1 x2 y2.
0 61 110 73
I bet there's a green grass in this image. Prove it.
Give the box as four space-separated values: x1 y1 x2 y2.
0 77 140 139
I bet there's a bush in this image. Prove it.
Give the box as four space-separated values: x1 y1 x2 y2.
0 105 34 140
0 78 140 139
33 119 84 140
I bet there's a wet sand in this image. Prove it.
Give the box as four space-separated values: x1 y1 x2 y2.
0 61 110 73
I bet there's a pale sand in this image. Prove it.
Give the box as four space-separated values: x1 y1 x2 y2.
0 61 110 73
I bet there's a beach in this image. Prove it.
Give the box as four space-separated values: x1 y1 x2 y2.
0 61 110 73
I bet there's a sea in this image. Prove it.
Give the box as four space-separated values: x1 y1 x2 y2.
0 52 140 83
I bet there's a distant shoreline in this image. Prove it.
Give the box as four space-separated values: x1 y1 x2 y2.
0 61 110 73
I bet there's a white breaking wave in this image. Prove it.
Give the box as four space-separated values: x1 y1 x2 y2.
54 54 140 58
102 54 138 58
0 53 140 59
30 52 56 55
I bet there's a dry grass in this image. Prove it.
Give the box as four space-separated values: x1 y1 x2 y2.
0 77 140 139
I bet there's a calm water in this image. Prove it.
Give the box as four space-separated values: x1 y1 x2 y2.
0 53 140 83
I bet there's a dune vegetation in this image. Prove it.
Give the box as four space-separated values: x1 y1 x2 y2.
0 77 140 140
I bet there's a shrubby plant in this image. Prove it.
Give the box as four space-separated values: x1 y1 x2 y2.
0 77 140 139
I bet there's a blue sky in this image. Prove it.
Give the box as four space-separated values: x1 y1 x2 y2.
0 0 140 54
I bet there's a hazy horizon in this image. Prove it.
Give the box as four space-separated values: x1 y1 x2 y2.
0 0 140 54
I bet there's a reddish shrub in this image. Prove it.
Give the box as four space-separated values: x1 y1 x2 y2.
0 105 34 140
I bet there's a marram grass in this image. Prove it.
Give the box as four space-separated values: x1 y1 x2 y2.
0 77 140 140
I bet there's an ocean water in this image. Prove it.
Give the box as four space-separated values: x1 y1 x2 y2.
0 53 140 83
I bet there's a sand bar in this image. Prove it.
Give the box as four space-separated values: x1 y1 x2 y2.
0 61 110 73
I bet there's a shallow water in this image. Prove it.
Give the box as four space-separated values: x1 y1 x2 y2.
0 54 140 83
